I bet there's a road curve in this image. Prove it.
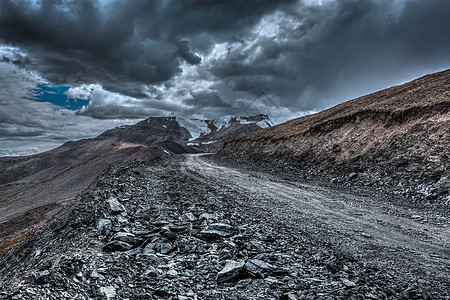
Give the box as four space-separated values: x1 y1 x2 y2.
180 153 450 288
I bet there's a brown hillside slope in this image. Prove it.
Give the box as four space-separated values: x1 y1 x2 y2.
0 118 189 255
220 69 450 204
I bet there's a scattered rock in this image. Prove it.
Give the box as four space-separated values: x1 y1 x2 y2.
244 259 274 278
115 276 124 286
166 269 178 278
342 278 357 288
107 197 126 214
184 212 197 222
99 286 116 299
34 270 50 283
217 260 245 283
143 243 156 255
90 270 105 280
104 240 133 252
97 218 112 235
1 157 446 299
201 223 235 239
112 232 140 246
159 242 173 255
153 220 170 227
287 293 298 300
326 263 342 273
348 172 358 180
199 213 217 220
264 276 278 284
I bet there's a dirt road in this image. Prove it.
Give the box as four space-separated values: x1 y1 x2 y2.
1 153 449 299
181 154 450 289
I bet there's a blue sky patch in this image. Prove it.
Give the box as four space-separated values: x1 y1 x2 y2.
30 83 90 110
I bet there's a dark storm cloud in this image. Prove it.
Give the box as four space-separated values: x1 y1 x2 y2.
177 41 202 65
0 0 292 97
1 0 448 118
208 0 450 111
183 91 230 109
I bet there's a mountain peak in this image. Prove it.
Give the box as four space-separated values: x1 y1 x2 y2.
135 114 275 144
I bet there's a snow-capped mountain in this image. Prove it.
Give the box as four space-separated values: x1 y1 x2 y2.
173 114 274 152
176 114 274 140
95 114 273 151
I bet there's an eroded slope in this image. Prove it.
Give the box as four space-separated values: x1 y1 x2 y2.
221 69 450 204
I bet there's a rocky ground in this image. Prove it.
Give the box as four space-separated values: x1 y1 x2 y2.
0 154 448 299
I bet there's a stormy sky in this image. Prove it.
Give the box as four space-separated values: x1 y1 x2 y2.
1 0 449 155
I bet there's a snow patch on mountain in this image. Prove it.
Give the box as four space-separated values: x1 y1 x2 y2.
239 116 274 128
176 114 274 142
256 121 269 128
176 118 210 141
212 115 275 130
213 115 235 130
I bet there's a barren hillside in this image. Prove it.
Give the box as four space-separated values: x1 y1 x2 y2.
220 69 450 204
0 115 270 256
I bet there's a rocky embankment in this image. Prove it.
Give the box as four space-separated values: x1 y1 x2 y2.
220 70 450 206
1 156 444 299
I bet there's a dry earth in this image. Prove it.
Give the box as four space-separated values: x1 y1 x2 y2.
0 154 448 299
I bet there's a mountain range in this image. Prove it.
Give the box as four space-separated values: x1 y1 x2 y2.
0 114 273 254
